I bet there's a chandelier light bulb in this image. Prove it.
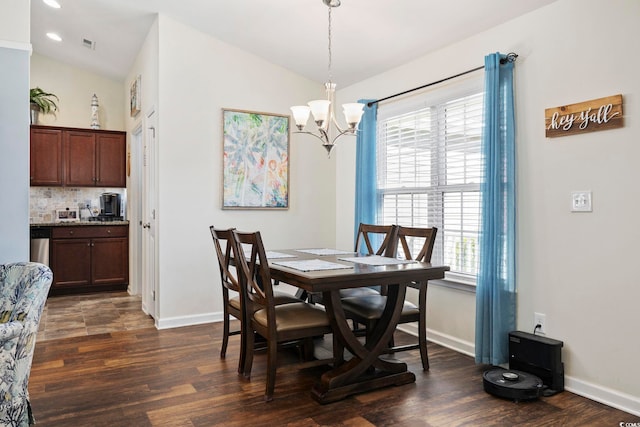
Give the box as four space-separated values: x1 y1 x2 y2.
342 103 365 130
308 100 331 127
290 106 311 130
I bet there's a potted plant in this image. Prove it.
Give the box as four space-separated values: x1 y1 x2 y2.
30 87 59 124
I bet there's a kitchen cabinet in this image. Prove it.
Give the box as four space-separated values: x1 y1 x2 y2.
50 225 129 295
30 126 126 188
30 127 64 186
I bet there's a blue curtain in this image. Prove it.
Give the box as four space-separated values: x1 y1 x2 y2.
475 53 516 366
354 99 378 242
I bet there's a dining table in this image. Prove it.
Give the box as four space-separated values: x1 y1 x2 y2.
265 248 450 404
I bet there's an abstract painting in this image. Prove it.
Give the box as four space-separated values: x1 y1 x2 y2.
222 109 289 209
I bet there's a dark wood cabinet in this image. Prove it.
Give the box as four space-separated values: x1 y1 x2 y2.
96 133 127 187
30 127 64 186
31 125 126 188
64 130 96 186
50 225 129 295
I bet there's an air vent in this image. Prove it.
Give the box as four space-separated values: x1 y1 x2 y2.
82 38 96 50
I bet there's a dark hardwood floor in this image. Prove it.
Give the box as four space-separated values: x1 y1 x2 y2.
30 305 639 426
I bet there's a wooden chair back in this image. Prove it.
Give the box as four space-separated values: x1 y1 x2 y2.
231 230 274 312
209 226 241 294
355 223 399 257
397 226 438 262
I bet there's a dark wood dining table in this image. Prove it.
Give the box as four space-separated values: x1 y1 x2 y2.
267 249 449 404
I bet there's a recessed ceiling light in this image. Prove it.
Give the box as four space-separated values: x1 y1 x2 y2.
43 0 61 9
46 32 62 42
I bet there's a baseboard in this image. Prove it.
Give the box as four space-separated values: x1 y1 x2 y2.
565 375 640 417
397 323 475 358
156 311 222 330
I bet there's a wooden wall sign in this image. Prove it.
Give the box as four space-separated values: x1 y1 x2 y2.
545 94 623 138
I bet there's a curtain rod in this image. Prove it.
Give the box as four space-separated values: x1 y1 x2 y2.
366 52 518 108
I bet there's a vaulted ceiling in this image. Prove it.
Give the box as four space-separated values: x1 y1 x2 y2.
31 0 557 86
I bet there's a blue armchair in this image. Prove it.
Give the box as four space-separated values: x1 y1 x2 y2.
0 262 52 426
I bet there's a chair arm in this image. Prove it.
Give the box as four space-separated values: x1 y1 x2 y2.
0 321 25 343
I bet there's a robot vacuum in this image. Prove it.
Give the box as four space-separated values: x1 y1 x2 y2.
483 368 544 401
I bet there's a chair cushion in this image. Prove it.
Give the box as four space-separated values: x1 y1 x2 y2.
253 302 329 332
338 287 380 298
230 292 300 312
341 295 419 321
273 291 303 306
229 296 242 311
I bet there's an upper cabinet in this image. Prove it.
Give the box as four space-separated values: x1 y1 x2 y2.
31 125 126 188
30 127 64 186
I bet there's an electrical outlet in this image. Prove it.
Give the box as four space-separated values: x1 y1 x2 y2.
534 312 546 335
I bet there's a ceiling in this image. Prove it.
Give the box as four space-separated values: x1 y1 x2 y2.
31 0 558 86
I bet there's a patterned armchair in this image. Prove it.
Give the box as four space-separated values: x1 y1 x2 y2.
0 262 52 426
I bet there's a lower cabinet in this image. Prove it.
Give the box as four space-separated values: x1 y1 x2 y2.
50 225 128 295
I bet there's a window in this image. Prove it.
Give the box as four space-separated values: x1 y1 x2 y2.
376 76 483 280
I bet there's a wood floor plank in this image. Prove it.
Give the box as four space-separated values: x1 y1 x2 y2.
28 321 640 426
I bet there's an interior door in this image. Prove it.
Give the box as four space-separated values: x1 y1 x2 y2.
141 109 158 319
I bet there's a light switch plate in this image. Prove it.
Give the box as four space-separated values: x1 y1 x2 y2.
571 191 592 212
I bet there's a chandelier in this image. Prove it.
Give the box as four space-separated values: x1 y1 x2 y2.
290 0 364 157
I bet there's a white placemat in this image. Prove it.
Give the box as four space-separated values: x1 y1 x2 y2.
272 259 354 272
265 251 297 259
338 255 417 266
242 248 297 259
296 248 355 256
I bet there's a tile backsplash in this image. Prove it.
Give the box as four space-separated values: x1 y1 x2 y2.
30 187 126 223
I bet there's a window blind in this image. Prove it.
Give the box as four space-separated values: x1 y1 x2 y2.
377 77 483 278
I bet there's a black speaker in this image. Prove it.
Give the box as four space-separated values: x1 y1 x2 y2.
508 331 564 395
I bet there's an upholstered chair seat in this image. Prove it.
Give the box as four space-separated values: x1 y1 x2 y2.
341 295 419 321
253 302 330 332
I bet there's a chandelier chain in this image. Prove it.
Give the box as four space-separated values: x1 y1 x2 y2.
327 5 332 83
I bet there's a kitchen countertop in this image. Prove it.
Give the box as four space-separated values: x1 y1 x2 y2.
31 220 130 227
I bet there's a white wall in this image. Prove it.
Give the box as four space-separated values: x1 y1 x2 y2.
0 0 29 44
30 53 125 130
337 0 640 415
152 15 336 326
0 0 30 263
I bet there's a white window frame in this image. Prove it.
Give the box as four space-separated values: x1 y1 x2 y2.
376 74 483 290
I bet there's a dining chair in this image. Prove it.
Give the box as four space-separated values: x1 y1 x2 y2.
232 229 337 402
210 226 246 371
209 226 300 375
306 223 399 333
340 225 438 370
340 223 400 298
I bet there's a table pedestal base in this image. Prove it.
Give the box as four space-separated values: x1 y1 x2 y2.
311 370 416 404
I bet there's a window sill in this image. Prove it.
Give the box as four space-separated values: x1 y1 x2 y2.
430 272 476 293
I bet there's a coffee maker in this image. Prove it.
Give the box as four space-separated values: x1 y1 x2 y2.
99 193 122 220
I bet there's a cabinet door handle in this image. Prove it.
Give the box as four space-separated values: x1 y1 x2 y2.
107 230 111 234
142 223 151 229
91 242 95 247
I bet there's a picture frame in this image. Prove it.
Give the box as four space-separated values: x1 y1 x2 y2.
222 109 290 209
130 75 141 117
55 208 79 223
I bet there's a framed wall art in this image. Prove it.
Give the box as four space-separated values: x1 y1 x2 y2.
222 109 290 209
130 75 141 117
